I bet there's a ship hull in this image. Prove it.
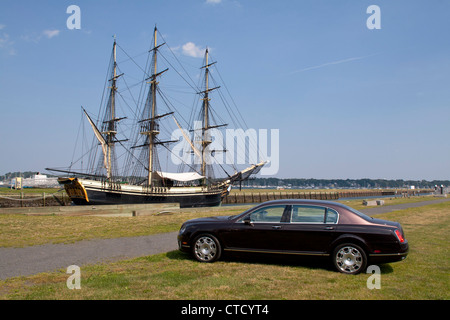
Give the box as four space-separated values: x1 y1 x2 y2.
74 188 223 208
59 178 227 208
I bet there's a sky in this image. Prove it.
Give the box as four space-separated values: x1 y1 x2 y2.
1 0 449 181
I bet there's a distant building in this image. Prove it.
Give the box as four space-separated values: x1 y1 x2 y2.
22 173 59 188
11 177 22 189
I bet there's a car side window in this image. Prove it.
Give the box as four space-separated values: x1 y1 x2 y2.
291 205 326 223
247 205 286 223
325 208 339 224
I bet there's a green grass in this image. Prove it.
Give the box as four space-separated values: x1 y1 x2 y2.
0 188 63 194
0 206 248 248
0 194 436 248
0 200 448 300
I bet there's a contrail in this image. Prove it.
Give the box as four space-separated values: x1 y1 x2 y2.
289 53 381 75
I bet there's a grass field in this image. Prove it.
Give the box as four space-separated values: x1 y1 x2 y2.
0 198 448 300
0 195 438 248
0 187 63 194
0 196 437 248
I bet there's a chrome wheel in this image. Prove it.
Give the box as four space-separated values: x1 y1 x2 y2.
193 235 220 262
334 244 366 274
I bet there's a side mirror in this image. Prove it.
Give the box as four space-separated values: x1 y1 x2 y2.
243 216 253 226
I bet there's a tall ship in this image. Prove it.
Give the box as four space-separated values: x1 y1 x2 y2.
47 27 265 208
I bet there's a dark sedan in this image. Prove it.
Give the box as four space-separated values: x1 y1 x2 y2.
178 199 408 274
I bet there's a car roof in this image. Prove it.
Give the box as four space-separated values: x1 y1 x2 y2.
257 199 346 208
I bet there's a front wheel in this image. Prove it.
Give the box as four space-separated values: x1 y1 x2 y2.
192 234 221 263
332 243 367 275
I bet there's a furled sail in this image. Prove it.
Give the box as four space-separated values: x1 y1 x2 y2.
226 161 268 184
172 116 202 159
156 171 205 182
83 108 108 170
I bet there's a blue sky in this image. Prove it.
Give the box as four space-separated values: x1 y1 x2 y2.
1 0 449 180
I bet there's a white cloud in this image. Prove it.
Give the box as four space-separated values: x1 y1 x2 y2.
0 31 16 56
182 42 205 58
0 24 6 30
21 29 61 43
43 29 60 39
206 0 222 4
0 33 10 46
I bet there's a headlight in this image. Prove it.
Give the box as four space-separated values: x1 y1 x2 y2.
179 224 187 235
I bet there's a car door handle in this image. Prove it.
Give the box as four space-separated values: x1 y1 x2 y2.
324 226 335 230
272 225 282 230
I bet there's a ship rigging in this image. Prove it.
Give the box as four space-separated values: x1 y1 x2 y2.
47 26 266 207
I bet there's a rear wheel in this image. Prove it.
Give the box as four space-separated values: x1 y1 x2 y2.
333 243 367 275
192 234 221 263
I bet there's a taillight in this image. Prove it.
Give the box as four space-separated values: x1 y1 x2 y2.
394 229 405 243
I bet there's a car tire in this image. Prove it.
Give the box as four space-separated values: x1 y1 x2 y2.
192 234 222 263
332 243 367 275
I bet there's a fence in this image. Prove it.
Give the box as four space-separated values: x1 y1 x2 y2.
222 191 338 204
222 189 432 205
0 190 71 208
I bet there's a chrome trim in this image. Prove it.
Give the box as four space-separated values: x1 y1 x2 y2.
224 247 329 257
369 252 408 257
236 203 340 225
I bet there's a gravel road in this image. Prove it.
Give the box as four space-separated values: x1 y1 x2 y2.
1 198 448 280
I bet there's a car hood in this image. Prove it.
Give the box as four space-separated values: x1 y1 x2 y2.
186 215 234 224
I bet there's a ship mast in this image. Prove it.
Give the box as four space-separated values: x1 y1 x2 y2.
148 28 157 187
103 36 124 180
107 38 117 180
140 26 168 188
200 48 220 183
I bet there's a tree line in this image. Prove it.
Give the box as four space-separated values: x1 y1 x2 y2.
2 171 448 189
243 177 449 189
0 171 55 181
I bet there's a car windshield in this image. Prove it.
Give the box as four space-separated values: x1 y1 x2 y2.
234 206 260 221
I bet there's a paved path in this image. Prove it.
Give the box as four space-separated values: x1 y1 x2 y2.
0 232 178 280
360 198 450 216
1 198 449 280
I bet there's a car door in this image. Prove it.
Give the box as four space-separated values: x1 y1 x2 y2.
221 204 290 251
279 205 338 254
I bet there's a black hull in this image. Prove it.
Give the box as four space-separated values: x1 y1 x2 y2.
71 188 224 208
